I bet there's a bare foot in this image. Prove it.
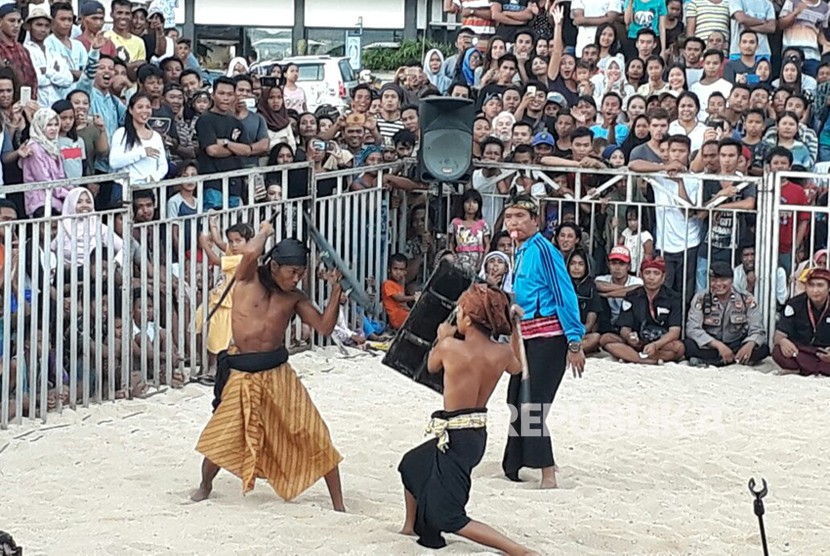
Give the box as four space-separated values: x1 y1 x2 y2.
332 503 346 512
539 478 558 489
399 527 415 536
191 486 212 502
171 372 185 388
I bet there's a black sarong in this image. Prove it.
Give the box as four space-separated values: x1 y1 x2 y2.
502 335 567 477
212 346 289 411
398 408 487 549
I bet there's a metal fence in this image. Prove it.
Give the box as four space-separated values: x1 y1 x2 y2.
1 160 823 428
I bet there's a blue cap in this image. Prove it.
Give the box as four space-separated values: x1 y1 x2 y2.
0 3 19 18
531 131 555 148
80 1 105 16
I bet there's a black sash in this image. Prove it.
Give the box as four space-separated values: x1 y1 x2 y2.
212 347 290 411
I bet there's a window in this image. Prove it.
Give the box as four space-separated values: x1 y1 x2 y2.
305 29 403 57
297 64 325 81
338 60 356 82
194 26 293 72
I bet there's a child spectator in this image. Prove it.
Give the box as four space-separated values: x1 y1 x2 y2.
131 288 182 387
382 253 419 330
332 291 366 347
448 189 491 273
479 250 513 293
20 108 69 217
167 162 199 256
194 221 255 377
53 100 87 179
619 207 653 273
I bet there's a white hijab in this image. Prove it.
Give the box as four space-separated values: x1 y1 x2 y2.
51 187 124 267
479 251 514 294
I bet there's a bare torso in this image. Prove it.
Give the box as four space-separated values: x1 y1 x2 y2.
231 275 303 353
439 335 516 411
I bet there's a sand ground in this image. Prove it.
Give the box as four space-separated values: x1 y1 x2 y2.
1 348 829 556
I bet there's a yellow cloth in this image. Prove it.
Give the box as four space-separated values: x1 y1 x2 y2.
424 412 487 453
195 355 342 501
194 254 242 353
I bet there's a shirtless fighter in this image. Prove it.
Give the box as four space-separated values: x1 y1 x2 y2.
191 222 346 511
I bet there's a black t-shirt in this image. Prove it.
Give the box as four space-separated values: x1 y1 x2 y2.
777 292 830 347
143 33 157 62
195 110 247 195
617 285 683 332
150 104 179 144
491 0 531 43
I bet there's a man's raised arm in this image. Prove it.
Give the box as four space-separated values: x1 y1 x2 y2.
236 221 274 282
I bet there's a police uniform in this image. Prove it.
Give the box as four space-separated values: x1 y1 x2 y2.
773 290 830 376
616 284 683 341
684 288 769 366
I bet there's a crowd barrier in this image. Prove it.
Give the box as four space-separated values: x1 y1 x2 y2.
1 160 826 428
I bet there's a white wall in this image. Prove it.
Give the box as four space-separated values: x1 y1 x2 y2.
304 0 404 29
195 0 295 26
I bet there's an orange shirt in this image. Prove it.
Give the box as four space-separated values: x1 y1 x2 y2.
382 279 409 329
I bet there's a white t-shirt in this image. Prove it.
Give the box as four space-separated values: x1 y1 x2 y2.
621 228 654 273
572 0 623 56
651 176 703 253
689 79 733 120
669 120 708 154
595 274 643 320
472 168 512 227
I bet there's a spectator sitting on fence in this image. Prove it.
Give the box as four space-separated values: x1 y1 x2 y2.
194 220 254 379
773 267 830 377
21 108 69 218
567 248 602 354
684 261 769 368
51 187 124 268
131 287 183 387
600 257 685 365
382 253 420 331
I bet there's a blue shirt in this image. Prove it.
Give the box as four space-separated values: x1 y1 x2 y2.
77 48 126 173
514 232 585 342
590 123 630 146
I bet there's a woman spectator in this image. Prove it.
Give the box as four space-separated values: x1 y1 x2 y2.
225 56 248 77
258 86 296 152
476 38 507 88
457 47 482 88
67 89 108 180
567 248 602 354
637 56 670 97
423 49 451 94
162 83 195 164
296 112 318 154
757 111 814 168
624 94 647 123
481 93 503 122
666 64 688 96
525 55 552 88
548 6 579 107
620 114 650 159
772 60 816 97
591 55 634 107
109 92 168 189
755 59 773 86
52 100 86 180
669 92 707 153
625 57 645 89
282 63 308 113
20 108 68 217
595 23 619 66
52 186 124 268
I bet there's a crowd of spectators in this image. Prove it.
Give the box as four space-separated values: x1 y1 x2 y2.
7 0 830 421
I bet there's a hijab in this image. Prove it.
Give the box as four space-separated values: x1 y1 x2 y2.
29 108 61 159
478 251 514 294
423 48 451 94
226 56 249 77
51 187 124 267
461 48 479 87
258 87 291 132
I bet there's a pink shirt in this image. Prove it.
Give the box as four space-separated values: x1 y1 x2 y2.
21 141 69 216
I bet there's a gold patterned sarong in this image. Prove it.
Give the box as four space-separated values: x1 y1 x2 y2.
195 349 342 501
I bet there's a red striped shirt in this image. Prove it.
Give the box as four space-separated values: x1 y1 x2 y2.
520 316 564 339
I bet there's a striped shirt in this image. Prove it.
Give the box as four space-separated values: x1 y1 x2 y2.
453 0 496 35
687 0 731 43
376 116 405 143
513 232 585 342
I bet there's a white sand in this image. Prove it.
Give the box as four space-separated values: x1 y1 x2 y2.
2 349 830 556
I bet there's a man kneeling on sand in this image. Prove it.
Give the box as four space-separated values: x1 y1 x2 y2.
600 257 685 364
398 284 539 556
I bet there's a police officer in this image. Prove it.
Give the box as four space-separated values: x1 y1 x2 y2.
602 257 686 364
685 261 769 367
773 267 830 376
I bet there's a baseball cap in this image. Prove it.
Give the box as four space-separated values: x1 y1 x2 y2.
132 3 148 14
608 246 631 263
531 131 555 148
546 92 567 108
709 261 734 279
80 1 105 16
0 3 19 18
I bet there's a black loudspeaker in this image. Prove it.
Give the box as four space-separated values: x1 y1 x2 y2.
417 97 475 183
382 260 481 394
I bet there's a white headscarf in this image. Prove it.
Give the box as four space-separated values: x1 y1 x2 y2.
423 48 451 93
51 187 124 267
29 108 61 160
226 57 249 77
479 251 514 294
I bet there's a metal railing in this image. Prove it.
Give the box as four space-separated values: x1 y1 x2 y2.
3 160 820 428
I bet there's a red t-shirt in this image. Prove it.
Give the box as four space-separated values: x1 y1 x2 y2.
779 181 810 255
76 35 118 58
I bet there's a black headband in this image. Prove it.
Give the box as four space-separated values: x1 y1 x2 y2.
269 238 308 266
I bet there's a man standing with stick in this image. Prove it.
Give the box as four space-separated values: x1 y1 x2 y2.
502 194 586 489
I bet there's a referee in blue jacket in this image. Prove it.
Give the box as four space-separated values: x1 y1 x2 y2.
502 194 585 489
